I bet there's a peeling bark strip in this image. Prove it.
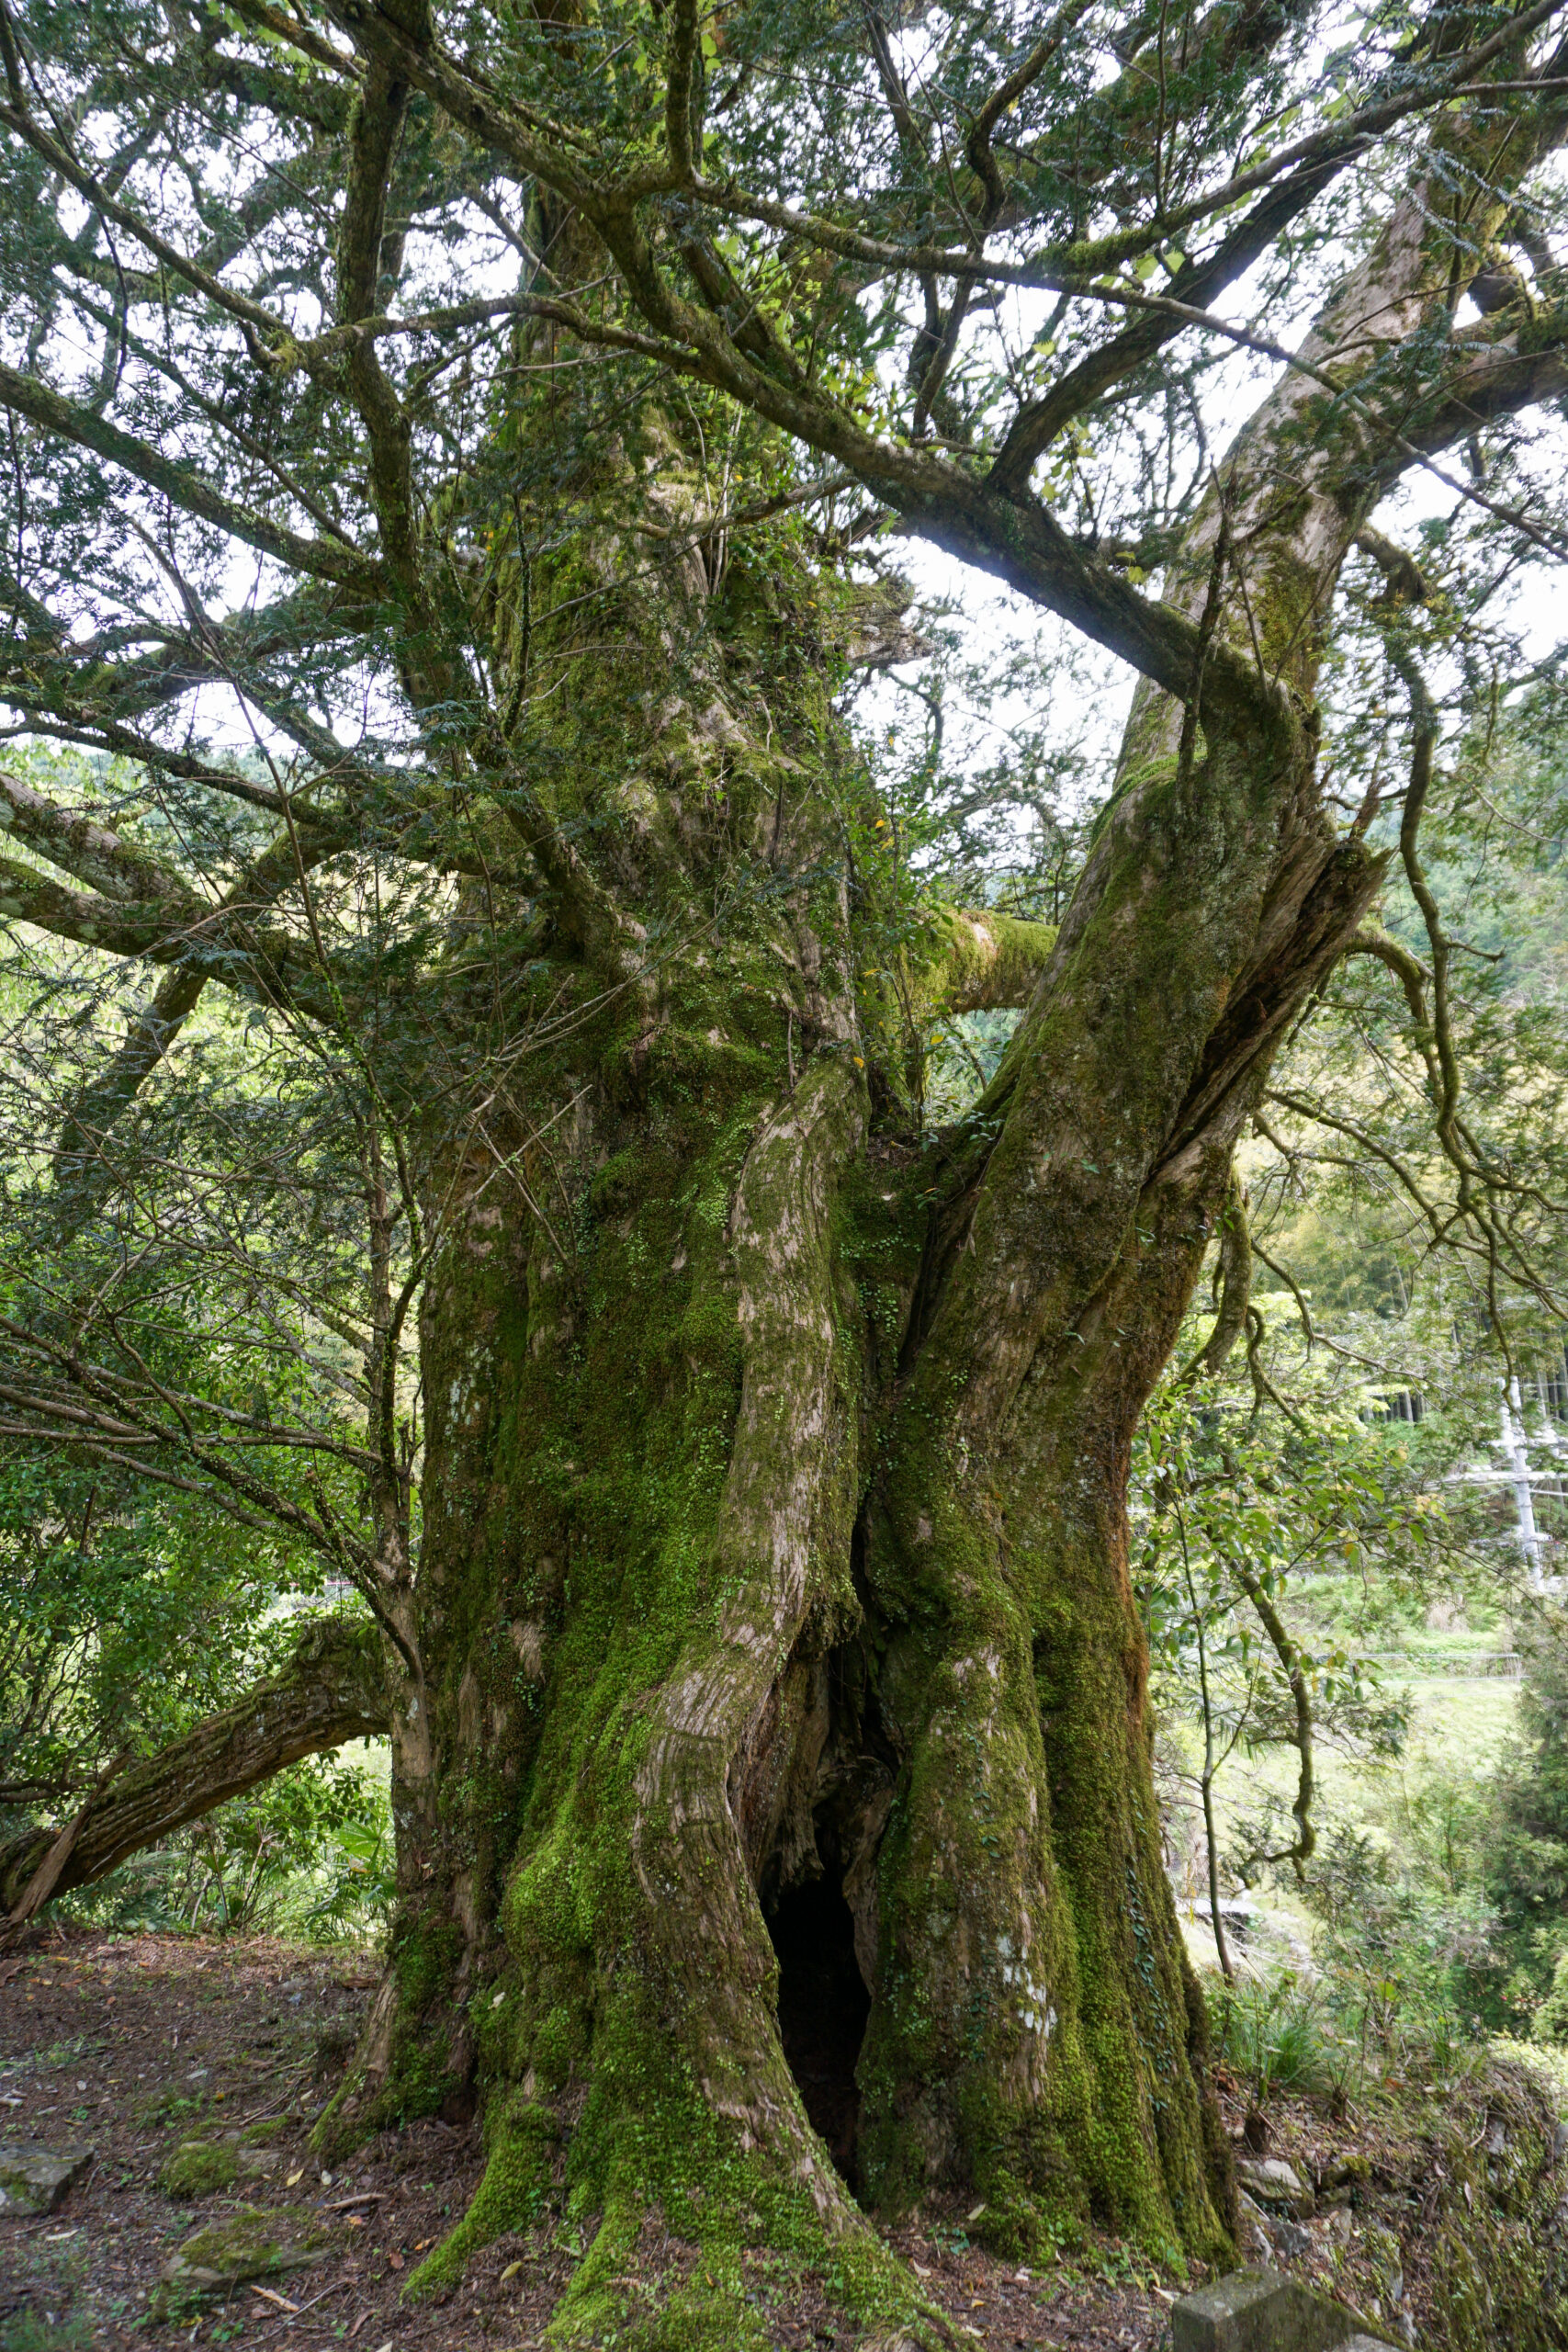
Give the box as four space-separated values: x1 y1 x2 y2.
2 1750 131 1932
0 1622 386 1917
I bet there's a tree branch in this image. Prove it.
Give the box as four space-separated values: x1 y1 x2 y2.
926 908 1059 1012
0 1619 387 1919
0 359 382 592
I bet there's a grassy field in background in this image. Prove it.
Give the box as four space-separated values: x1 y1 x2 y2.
1173 1667 1522 1973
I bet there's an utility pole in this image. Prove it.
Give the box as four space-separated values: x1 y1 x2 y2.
1501 1376 1547 1592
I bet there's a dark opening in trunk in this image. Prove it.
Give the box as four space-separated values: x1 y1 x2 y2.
768 1874 871 2189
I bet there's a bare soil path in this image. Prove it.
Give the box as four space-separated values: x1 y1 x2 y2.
0 1932 1186 2349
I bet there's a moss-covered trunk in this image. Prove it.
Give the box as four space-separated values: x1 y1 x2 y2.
304 678 1386 2352
292 216 1406 2335
275 381 1413 2348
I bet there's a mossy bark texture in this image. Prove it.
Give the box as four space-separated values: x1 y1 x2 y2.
296 418 1392 2346
294 57 1481 2322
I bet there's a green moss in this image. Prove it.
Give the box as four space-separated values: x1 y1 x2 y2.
160 2141 239 2199
393 1052 894 2338
393 1907 466 2015
313 1905 471 2157
352 431 1231 2327
406 2093 559 2298
152 2203 329 2317
611 2280 771 2352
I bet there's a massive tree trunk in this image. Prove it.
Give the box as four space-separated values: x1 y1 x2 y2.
294 418 1382 2324
299 208 1404 2337
321 767 1369 2324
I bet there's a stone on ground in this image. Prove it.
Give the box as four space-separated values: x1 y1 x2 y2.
0 2141 94 2216
1171 2267 1395 2351
155 2202 327 2312
1235 2156 1315 2219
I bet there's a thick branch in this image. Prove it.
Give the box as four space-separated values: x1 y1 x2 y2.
988 149 1348 492
0 359 381 592
0 766 192 901
0 1618 387 1918
929 909 1058 1012
339 63 426 609
2 817 353 1027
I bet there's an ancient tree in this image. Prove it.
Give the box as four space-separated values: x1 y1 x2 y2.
2 0 1566 2331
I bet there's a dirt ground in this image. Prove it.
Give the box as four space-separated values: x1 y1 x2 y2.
0 1928 1431 2350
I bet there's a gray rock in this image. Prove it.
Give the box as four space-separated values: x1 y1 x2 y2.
0 2142 94 2217
1237 2191 1274 2262
1172 2267 1396 2351
156 2207 323 2310
1236 2155 1315 2219
235 2146 281 2177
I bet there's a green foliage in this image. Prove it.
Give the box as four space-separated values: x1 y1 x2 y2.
177 1755 391 1940
1136 1369 1442 1897
1214 1965 1568 2352
0 1441 320 1804
0 2317 94 2352
1212 1970 1339 2100
1491 1611 1568 1933
301 1804 398 1943
1462 1608 1568 2031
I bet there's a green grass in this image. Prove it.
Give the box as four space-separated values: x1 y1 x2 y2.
1200 1669 1519 1840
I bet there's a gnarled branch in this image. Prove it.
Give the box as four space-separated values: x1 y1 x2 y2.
0 1618 387 1920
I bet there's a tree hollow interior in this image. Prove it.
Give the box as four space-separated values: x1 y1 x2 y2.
768 1874 872 2192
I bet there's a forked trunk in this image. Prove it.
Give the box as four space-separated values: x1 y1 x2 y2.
314 658 1378 2337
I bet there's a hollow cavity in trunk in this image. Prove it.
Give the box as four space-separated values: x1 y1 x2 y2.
768 1872 872 2190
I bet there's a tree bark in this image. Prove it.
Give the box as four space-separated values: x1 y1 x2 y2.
305 496 1271 2290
